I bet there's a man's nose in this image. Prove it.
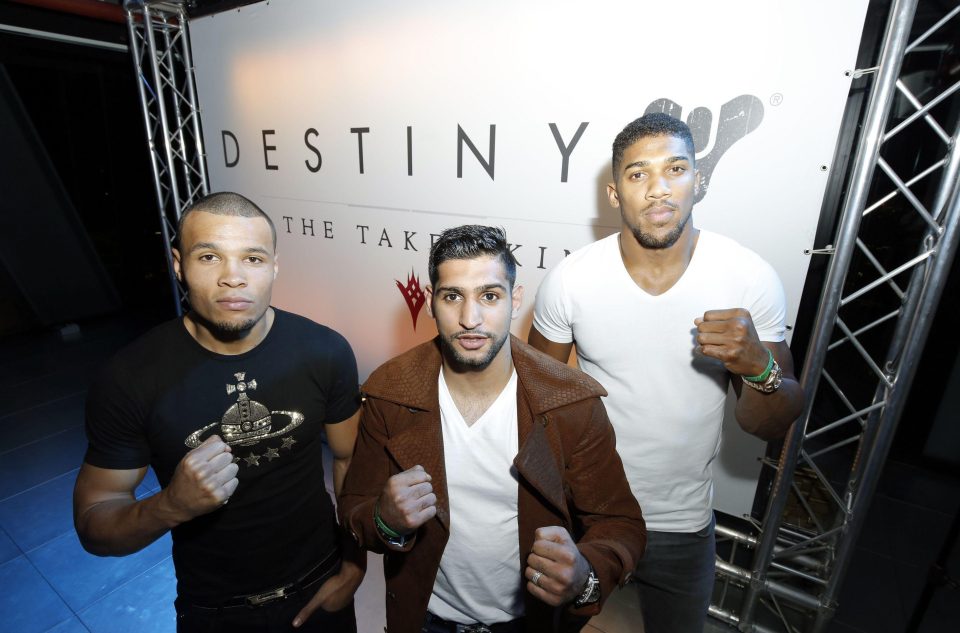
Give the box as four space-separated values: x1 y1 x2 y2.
459 298 482 329
219 260 246 287
647 174 671 199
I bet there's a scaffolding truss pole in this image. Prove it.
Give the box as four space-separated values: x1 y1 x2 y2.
712 1 960 631
125 0 209 314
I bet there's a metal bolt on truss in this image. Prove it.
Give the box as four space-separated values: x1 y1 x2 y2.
125 0 209 314
711 1 960 631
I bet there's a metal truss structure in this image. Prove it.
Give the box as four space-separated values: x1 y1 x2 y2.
125 0 208 314
711 1 960 631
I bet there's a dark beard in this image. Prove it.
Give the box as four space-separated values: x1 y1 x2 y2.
438 330 509 371
626 208 690 250
187 310 259 342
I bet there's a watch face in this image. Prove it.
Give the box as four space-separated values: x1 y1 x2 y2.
575 571 601 606
771 364 783 390
585 583 600 604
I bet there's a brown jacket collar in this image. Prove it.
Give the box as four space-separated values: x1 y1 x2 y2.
361 335 606 412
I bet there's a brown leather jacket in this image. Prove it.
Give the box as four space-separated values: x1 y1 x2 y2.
339 336 645 633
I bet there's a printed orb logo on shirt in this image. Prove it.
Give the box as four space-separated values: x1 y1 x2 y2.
183 372 304 467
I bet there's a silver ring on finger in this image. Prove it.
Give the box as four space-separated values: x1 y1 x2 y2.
531 570 543 587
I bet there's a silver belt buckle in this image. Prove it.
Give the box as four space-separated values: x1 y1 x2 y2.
460 626 492 633
245 583 293 606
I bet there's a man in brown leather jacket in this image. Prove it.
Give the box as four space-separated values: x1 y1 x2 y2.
339 225 645 633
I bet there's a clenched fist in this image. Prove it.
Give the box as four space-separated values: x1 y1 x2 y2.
376 465 437 534
160 435 239 523
694 308 769 376
525 526 592 606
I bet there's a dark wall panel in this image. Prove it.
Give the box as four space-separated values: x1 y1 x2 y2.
0 65 120 325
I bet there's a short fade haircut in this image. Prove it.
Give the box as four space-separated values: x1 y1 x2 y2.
428 225 517 289
177 192 277 250
612 113 696 178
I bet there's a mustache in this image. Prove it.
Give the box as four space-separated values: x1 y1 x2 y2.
643 201 679 212
452 331 492 339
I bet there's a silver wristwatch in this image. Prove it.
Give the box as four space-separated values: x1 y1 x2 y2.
573 568 600 608
742 358 783 393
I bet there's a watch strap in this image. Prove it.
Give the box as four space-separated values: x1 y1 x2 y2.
741 358 783 393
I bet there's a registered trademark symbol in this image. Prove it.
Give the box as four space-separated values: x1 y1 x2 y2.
770 93 783 106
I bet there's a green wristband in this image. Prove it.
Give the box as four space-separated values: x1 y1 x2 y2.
743 349 774 383
374 501 403 539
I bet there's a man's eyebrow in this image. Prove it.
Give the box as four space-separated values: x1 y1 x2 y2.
188 242 272 256
188 241 219 253
623 159 650 171
623 155 692 171
434 283 507 294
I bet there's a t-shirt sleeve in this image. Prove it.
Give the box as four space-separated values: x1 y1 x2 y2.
532 262 575 344
321 331 361 424
746 258 788 343
84 364 152 470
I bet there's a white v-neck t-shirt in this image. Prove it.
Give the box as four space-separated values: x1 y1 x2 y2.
533 230 786 533
427 369 524 624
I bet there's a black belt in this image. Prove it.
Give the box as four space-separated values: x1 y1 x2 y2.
180 550 341 610
424 612 525 633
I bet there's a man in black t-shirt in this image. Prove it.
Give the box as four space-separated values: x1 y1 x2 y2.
74 192 363 632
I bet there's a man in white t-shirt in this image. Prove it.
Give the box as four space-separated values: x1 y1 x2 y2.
340 225 646 633
529 113 805 633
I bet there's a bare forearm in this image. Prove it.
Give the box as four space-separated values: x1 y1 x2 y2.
76 491 182 556
326 411 361 499
735 378 804 440
333 457 350 498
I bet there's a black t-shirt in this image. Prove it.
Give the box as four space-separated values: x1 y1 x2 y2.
84 309 360 600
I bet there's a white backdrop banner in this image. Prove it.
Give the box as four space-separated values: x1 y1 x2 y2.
189 0 870 518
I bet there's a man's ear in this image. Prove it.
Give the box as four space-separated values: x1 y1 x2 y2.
606 183 620 208
425 285 434 318
172 248 183 282
511 284 524 319
694 169 703 196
